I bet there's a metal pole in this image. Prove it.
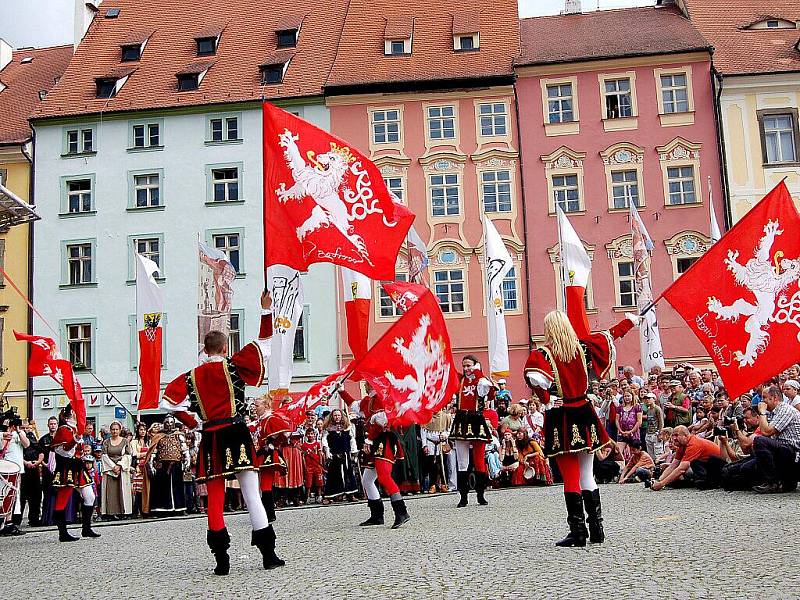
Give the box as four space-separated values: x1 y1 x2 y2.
556 210 567 310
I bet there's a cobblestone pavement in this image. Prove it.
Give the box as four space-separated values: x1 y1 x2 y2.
3 484 800 599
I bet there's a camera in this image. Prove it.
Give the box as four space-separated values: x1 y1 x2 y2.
0 408 22 431
713 426 728 438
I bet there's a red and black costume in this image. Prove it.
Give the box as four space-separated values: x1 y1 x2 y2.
251 412 289 523
50 408 100 542
162 309 283 574
450 367 495 507
353 392 410 529
524 286 635 546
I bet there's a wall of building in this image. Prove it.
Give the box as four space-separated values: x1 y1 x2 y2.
0 153 30 416
719 73 800 223
515 53 725 369
31 103 338 428
327 87 531 391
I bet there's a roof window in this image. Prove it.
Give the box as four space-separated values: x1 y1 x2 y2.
452 13 480 51
260 51 293 85
20 56 33 64
276 29 299 49
176 61 213 91
105 7 120 18
194 27 223 56
384 17 413 56
95 77 118 98
121 44 141 61
741 17 798 30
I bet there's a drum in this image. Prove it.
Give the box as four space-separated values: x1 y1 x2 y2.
0 458 21 527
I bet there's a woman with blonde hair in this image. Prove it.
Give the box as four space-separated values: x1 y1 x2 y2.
321 408 358 504
525 307 638 547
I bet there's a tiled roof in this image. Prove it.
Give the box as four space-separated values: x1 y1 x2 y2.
681 0 800 75
326 0 519 91
0 44 72 145
516 5 710 67
33 0 349 120
452 13 481 36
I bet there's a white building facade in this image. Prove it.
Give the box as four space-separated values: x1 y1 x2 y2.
31 101 338 428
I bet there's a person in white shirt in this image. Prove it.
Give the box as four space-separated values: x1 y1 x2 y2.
1 415 30 536
782 380 800 410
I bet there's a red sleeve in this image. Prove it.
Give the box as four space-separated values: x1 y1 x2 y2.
162 373 189 407
608 318 634 340
565 286 591 339
339 389 357 407
231 342 266 386
258 313 273 339
52 425 77 450
173 411 199 429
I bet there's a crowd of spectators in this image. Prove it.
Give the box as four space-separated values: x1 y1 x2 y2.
2 362 799 536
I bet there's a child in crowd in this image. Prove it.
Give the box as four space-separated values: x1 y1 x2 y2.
301 428 325 503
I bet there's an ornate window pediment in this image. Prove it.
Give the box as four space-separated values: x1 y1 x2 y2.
600 142 645 166
656 137 701 162
605 234 633 260
663 231 711 256
541 146 586 170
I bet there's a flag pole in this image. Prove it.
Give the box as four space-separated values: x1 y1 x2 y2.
134 253 141 423
556 209 567 310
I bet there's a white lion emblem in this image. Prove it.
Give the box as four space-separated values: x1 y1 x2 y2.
707 220 800 367
385 314 450 415
275 129 372 265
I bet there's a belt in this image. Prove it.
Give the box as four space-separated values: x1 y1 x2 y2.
561 394 588 408
204 415 244 429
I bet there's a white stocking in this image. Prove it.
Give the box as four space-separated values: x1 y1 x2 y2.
236 470 268 531
578 450 598 492
361 468 380 501
80 485 96 507
454 440 471 471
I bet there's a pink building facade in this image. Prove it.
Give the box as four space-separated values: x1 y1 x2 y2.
515 7 725 370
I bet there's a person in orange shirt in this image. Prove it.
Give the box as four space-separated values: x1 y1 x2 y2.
650 426 723 491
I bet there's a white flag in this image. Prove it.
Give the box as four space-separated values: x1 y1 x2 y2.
483 216 514 379
556 207 591 288
406 226 429 285
267 265 304 393
630 205 665 371
709 177 722 243
135 254 163 410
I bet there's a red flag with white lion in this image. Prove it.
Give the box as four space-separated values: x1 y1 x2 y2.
275 366 351 428
351 284 459 428
262 102 415 280
662 182 800 398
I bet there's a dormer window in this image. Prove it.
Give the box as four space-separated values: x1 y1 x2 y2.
767 20 780 28
95 77 117 98
742 17 798 30
452 13 480 52
456 35 478 51
260 61 289 85
121 44 141 61
176 61 213 91
196 37 216 56
276 29 298 48
384 16 413 56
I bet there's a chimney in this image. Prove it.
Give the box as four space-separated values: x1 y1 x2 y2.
0 38 12 72
74 0 103 50
563 0 582 15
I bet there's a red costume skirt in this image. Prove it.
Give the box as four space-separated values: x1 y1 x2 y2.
450 410 492 442
197 422 257 483
52 454 91 489
360 431 404 468
543 398 610 457
257 447 287 474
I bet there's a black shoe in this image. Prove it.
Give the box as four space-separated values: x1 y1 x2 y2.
81 505 101 538
1 524 25 536
476 472 489 506
456 471 469 508
359 499 385 526
555 492 587 548
207 528 231 575
390 499 410 529
581 489 604 544
55 510 79 542
261 490 277 523
252 525 285 569
753 482 782 494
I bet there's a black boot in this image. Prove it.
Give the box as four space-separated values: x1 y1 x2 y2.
582 489 604 544
252 525 285 569
555 492 588 547
261 490 277 523
476 472 489 506
207 528 231 576
456 471 469 508
81 505 100 538
55 510 78 542
359 499 385 526
390 499 410 529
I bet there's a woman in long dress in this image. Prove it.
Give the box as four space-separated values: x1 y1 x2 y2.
130 422 149 518
100 421 133 518
321 409 358 504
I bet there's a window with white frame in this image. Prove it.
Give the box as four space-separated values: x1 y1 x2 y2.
502 267 518 311
383 176 404 202
66 179 92 214
427 105 456 140
212 167 240 202
604 78 633 119
434 269 465 313
660 73 689 114
133 173 161 207
135 238 161 269
67 323 92 370
212 232 241 273
547 83 574 123
552 174 580 213
666 166 697 205
132 123 160 148
371 109 400 144
430 173 460 217
229 312 242 355
67 243 93 285
65 127 94 154
616 261 636 307
478 103 507 137
676 257 698 275
611 170 640 209
379 273 408 318
209 116 239 142
293 313 306 360
761 113 798 164
481 170 512 213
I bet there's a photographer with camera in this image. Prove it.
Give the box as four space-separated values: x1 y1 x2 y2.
649 426 722 491
717 407 762 491
751 385 800 494
0 410 30 536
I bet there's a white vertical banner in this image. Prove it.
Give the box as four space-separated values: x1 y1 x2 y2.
483 216 514 379
709 176 722 243
630 205 665 371
198 240 236 356
268 265 304 393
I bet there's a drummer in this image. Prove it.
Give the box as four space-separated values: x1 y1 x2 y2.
0 412 30 537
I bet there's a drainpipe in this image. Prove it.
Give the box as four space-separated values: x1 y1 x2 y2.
711 61 732 231
23 129 35 417
513 82 534 352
